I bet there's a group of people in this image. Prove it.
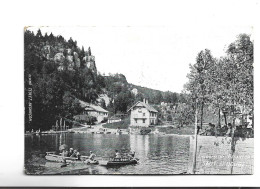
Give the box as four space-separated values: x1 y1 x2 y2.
61 147 81 160
61 147 135 162
200 122 254 138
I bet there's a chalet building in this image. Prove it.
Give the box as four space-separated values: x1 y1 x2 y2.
128 99 158 127
75 100 109 123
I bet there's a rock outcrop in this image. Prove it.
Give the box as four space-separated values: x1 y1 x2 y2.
45 43 96 73
54 53 65 63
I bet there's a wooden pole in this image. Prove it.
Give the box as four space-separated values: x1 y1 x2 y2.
192 99 198 174
60 118 62 131
230 116 235 174
218 108 221 127
224 112 227 126
200 101 204 131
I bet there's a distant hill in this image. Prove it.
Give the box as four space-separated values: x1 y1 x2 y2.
103 73 184 105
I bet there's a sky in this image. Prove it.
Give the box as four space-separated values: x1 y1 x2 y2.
28 26 253 93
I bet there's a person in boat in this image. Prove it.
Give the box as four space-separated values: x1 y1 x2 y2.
68 148 74 157
61 149 68 163
129 151 135 158
76 150 81 160
89 151 96 161
115 150 121 158
70 149 78 158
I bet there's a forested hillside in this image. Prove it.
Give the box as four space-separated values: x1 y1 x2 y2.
25 29 106 131
24 29 183 131
102 73 186 114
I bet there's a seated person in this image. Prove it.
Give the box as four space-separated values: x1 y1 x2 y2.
61 149 68 158
127 151 135 159
68 148 74 157
70 149 78 158
115 150 121 158
76 151 81 160
129 151 135 158
89 151 96 161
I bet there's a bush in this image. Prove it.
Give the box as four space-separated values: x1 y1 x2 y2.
140 128 151 135
167 115 173 121
74 115 97 125
101 117 108 123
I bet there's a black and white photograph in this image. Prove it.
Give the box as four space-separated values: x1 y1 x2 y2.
24 26 254 175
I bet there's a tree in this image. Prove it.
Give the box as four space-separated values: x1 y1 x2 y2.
100 99 107 109
154 91 163 104
114 90 135 113
185 49 215 131
174 101 195 127
62 92 83 120
36 29 43 38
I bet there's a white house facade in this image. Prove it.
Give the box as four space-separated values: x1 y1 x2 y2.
128 99 158 127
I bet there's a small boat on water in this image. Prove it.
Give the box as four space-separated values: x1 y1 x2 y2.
45 152 98 164
99 157 138 167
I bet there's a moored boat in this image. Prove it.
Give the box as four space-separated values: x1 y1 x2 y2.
45 152 89 163
99 157 138 166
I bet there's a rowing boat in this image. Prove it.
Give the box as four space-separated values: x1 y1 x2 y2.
45 152 90 163
99 157 138 166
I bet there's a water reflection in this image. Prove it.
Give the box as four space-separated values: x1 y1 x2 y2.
25 133 190 174
130 135 149 157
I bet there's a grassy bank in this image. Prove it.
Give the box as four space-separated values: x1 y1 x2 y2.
153 125 194 135
102 117 130 129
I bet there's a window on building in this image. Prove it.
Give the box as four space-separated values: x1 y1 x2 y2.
143 119 145 123
135 119 137 123
143 113 145 116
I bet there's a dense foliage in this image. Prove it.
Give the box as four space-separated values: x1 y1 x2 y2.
184 34 253 135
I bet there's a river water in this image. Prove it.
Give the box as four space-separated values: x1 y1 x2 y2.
25 133 190 174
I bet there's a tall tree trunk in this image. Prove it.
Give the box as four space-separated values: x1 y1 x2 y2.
230 116 236 174
224 113 227 126
200 101 204 133
218 108 221 127
216 107 221 136
192 99 198 174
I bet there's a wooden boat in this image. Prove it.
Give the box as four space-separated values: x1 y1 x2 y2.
99 157 138 166
45 152 90 163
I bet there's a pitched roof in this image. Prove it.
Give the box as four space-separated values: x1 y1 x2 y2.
127 101 158 113
79 100 108 113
